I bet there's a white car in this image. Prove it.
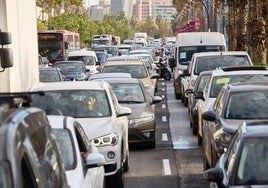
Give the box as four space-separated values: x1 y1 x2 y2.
180 51 253 106
195 66 268 146
30 81 131 188
48 115 105 188
67 50 100 75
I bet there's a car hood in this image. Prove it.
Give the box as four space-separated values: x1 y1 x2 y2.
120 103 153 119
75 117 115 139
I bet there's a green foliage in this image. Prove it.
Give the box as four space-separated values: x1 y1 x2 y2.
46 13 98 48
37 20 47 31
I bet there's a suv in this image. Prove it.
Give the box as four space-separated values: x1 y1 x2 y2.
195 66 268 147
0 92 68 188
67 50 99 75
180 51 253 106
202 81 268 170
205 121 268 187
30 81 131 188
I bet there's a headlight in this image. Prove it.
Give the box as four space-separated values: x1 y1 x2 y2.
91 132 119 146
129 115 154 125
178 69 183 75
75 73 86 81
214 129 233 154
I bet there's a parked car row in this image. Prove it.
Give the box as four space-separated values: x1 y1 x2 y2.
178 49 268 187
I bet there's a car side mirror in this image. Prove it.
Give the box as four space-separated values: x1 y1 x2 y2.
0 31 13 70
202 111 216 122
194 91 204 101
204 167 224 186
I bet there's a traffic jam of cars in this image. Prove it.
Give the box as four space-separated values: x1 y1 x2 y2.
1 18 268 188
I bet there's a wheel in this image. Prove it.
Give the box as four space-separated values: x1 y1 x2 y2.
164 70 171 80
197 133 202 146
183 96 188 107
123 155 129 172
106 167 124 188
203 153 210 171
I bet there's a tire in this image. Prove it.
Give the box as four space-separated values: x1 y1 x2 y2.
203 153 210 171
123 155 129 172
163 70 171 80
106 167 124 188
197 133 202 146
183 96 188 107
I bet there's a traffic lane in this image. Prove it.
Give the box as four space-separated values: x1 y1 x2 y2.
124 148 178 188
166 80 209 187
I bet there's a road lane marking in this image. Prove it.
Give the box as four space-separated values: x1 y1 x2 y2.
162 116 167 122
162 88 165 91
162 83 165 86
161 95 165 99
163 159 172 175
162 133 168 141
162 104 166 109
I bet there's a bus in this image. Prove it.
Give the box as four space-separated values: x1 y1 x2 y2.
38 30 80 65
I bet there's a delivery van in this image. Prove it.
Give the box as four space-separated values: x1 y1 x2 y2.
173 32 227 99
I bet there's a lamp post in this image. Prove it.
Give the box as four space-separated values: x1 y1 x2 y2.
198 0 210 31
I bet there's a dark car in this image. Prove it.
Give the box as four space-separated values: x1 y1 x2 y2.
90 76 162 148
39 67 67 82
185 70 212 135
54 61 90 81
0 92 68 188
204 121 268 187
202 81 268 170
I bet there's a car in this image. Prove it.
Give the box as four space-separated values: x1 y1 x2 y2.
0 92 69 188
195 66 268 147
91 77 162 148
180 51 253 106
201 81 268 170
91 45 119 57
48 115 105 188
30 81 131 188
185 70 212 135
204 120 268 187
39 67 67 82
101 59 159 98
54 61 90 81
94 51 108 70
67 50 99 75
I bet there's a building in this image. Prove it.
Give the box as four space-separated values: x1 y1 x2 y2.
110 0 134 19
133 0 176 22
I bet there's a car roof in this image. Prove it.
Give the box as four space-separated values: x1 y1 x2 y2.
92 77 141 84
223 81 268 92
104 60 145 66
192 51 250 57
88 73 132 80
107 55 140 61
54 60 84 64
240 121 268 138
210 66 268 76
67 50 97 56
31 80 109 91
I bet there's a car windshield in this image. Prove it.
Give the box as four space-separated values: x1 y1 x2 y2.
68 56 95 66
53 129 76 170
236 138 268 185
54 63 84 73
31 90 111 118
209 74 268 98
224 90 268 119
110 83 145 103
194 75 210 93
194 55 251 75
178 46 224 65
102 65 148 78
40 69 61 82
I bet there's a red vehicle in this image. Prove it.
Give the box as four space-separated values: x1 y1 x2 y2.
38 30 80 65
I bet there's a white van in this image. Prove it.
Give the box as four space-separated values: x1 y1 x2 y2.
173 32 227 99
67 50 99 75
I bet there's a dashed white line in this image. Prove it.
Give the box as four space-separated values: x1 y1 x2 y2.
161 95 165 99
162 104 166 109
162 116 167 122
162 83 165 86
162 133 168 141
162 88 165 91
163 159 172 175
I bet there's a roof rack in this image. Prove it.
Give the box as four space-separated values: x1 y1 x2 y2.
221 66 267 72
0 91 44 108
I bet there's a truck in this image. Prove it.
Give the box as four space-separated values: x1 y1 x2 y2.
134 32 148 46
92 34 120 46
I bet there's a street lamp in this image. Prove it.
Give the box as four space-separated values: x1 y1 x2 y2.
198 0 210 31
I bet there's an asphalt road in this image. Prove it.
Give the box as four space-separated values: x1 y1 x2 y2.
124 76 210 188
